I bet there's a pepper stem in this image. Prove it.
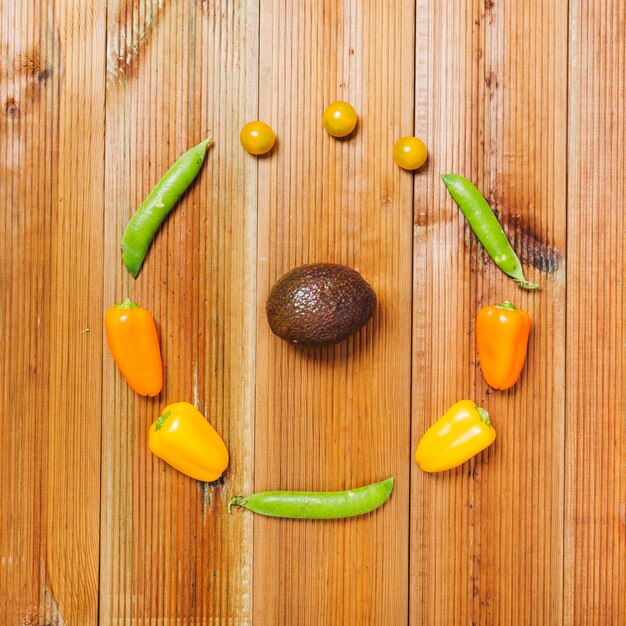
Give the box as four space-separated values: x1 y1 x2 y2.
154 410 171 431
496 300 518 311
477 406 491 427
114 299 141 309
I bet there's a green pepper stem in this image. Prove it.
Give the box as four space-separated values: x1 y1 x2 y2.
114 299 141 309
228 496 246 513
476 406 491 427
496 300 518 311
154 410 171 431
517 280 540 291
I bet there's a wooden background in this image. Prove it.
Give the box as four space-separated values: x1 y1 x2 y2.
1 0 624 624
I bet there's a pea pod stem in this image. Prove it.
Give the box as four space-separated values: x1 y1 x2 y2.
515 279 540 290
228 477 394 519
441 173 539 290
121 137 213 277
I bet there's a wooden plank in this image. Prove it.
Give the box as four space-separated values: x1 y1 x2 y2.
252 0 414 623
0 1 106 624
2 1 622 623
565 1 626 623
410 0 568 624
101 0 257 623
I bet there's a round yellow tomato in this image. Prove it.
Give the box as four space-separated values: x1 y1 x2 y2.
393 136 428 170
322 101 358 137
240 121 276 155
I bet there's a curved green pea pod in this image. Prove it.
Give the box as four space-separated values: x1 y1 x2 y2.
121 138 212 278
441 173 539 290
228 477 394 519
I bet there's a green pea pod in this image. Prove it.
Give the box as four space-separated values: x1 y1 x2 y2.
441 173 539 290
228 477 394 519
121 138 213 277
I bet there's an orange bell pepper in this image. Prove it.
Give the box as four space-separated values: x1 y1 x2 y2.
476 300 530 390
105 300 163 396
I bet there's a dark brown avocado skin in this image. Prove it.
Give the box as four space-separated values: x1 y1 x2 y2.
266 263 377 346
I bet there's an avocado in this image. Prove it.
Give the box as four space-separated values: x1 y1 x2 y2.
266 263 377 346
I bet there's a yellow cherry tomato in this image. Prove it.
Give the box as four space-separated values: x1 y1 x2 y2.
393 136 428 170
322 101 358 137
240 121 276 155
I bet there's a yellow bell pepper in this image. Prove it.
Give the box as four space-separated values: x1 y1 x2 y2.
415 400 496 472
148 402 229 482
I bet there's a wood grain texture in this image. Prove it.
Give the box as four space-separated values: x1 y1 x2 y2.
565 1 626 623
411 0 568 624
0 1 106 625
101 0 257 623
252 1 414 624
2 0 625 624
